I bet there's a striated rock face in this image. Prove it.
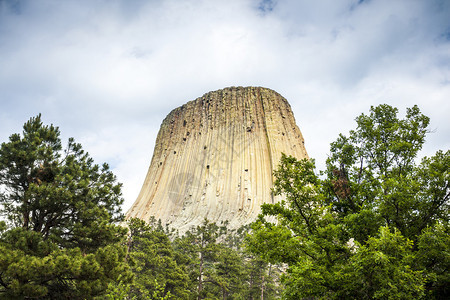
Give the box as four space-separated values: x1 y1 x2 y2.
126 86 308 232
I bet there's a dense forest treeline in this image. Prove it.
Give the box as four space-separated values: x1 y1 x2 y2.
0 104 448 299
0 114 279 299
120 217 280 299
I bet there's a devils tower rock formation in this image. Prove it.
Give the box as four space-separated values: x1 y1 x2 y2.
126 86 308 231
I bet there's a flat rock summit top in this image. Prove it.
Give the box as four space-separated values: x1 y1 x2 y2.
126 86 308 232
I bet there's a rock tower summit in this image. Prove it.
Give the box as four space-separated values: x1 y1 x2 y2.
126 86 308 231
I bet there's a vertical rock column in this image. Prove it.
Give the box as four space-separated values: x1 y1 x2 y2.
126 86 308 232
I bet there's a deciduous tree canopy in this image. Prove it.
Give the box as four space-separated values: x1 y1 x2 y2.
247 104 449 299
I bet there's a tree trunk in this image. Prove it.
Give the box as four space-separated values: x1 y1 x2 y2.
261 275 264 300
197 236 204 300
198 252 203 300
222 286 227 300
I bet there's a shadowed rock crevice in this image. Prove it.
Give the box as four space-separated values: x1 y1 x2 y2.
126 86 308 232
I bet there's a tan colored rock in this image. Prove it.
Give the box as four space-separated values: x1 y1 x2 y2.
126 86 308 232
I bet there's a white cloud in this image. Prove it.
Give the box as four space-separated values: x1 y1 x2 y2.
0 0 449 210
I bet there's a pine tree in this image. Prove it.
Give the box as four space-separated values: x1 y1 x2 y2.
126 217 189 299
0 115 132 298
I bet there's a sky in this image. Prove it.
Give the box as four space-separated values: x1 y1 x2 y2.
1 0 449 211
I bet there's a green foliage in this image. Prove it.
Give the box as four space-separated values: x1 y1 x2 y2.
174 219 230 299
241 252 281 300
0 115 131 298
102 278 134 300
171 219 281 299
248 105 449 299
346 227 424 299
415 222 450 298
126 217 189 299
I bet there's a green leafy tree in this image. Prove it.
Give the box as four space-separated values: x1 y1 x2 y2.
241 253 281 300
0 115 132 299
415 222 450 298
248 105 449 299
323 104 446 241
174 220 268 300
212 244 245 299
224 225 281 300
174 219 227 299
171 220 282 300
126 217 189 299
345 227 424 299
102 278 133 300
